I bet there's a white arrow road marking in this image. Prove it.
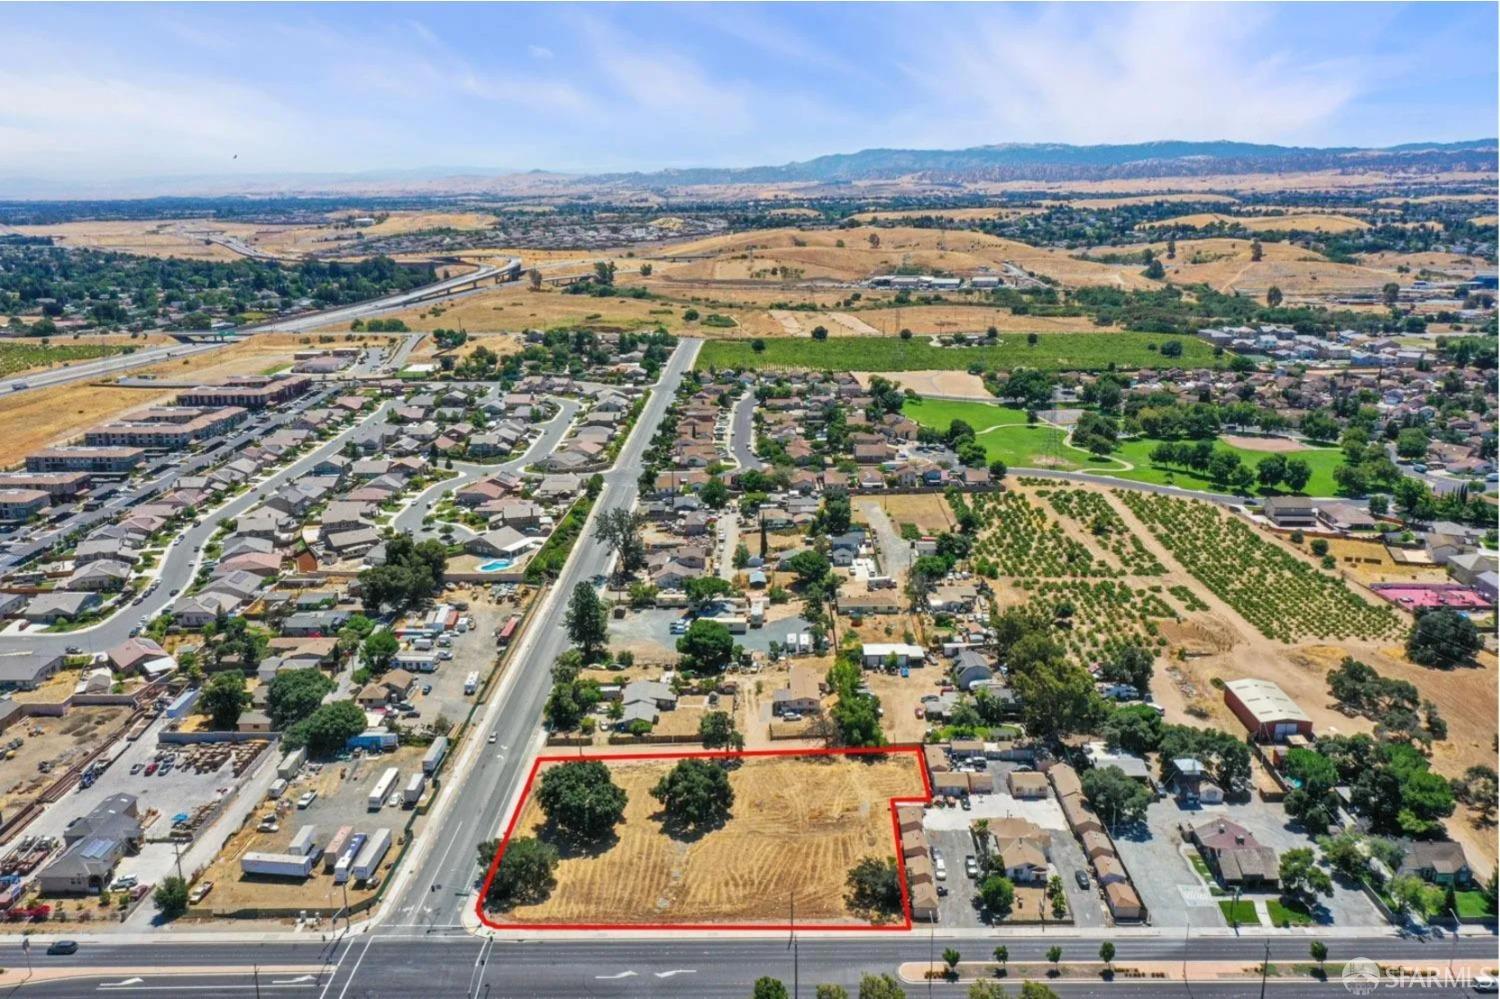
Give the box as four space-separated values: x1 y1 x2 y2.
100 979 146 988
654 970 697 979
594 971 638 980
273 977 317 985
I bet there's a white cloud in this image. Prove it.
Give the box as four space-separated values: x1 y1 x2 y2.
527 44 554 60
896 4 1361 145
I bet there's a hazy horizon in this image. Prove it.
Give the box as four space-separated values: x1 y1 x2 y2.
1 1 1495 190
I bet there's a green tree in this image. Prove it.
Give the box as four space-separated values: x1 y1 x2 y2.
752 979 789 999
677 619 736 673
564 582 609 660
1081 766 1151 827
201 670 249 730
1406 608 1481 667
1278 847 1333 909
536 761 628 841
1266 285 1283 307
979 873 1016 914
816 987 850 999
1011 659 1104 740
1046 946 1062 974
153 875 189 919
485 836 559 908
594 508 646 577
360 629 399 673
811 325 829 340
857 974 905 999
845 856 902 917
700 476 730 510
1283 458 1312 492
684 575 734 610
699 710 744 750
1310 940 1328 975
651 758 735 831
786 549 832 587
266 668 334 730
287 699 367 755
993 945 1009 975
943 947 962 977
1099 941 1115 970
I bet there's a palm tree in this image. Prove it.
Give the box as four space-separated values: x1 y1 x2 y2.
942 947 961 979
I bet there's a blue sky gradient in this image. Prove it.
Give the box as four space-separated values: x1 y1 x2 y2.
0 2 1494 182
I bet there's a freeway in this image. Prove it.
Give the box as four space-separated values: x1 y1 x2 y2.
374 339 702 936
253 261 520 334
0 395 396 659
0 342 224 396
9 930 1494 997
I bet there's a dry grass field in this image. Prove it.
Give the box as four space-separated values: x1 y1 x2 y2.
655 226 1158 290
0 382 180 468
1144 212 1370 233
407 330 525 364
322 285 674 334
7 221 243 261
498 753 925 925
1085 237 1409 296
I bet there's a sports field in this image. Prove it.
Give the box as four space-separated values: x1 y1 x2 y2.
902 398 1346 496
697 333 1219 373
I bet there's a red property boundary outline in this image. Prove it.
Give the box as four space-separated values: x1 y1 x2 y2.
475 744 933 932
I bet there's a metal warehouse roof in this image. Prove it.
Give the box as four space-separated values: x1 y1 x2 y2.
1224 678 1310 724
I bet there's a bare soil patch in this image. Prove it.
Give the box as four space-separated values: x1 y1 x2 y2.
854 369 993 400
1220 435 1310 453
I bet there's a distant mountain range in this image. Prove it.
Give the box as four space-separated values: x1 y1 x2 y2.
1 139 1494 200
590 139 1499 187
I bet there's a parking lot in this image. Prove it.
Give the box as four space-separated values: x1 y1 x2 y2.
1194 800 1386 927
1112 798 1229 929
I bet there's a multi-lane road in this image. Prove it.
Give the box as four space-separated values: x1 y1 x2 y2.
0 342 224 396
253 261 520 334
11 929 1496 996
374 340 702 938
5 337 1496 995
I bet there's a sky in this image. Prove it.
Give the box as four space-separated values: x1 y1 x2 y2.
0 2 1494 186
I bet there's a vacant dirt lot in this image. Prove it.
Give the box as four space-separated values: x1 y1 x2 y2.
863 492 956 534
498 752 925 925
854 369 993 400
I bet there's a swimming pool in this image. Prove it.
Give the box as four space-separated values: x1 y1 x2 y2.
477 558 514 573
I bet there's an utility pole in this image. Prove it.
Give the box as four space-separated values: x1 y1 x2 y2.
254 964 262 999
789 892 798 999
1258 940 1269 999
1449 906 1460 976
173 837 185 883
927 923 934 998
